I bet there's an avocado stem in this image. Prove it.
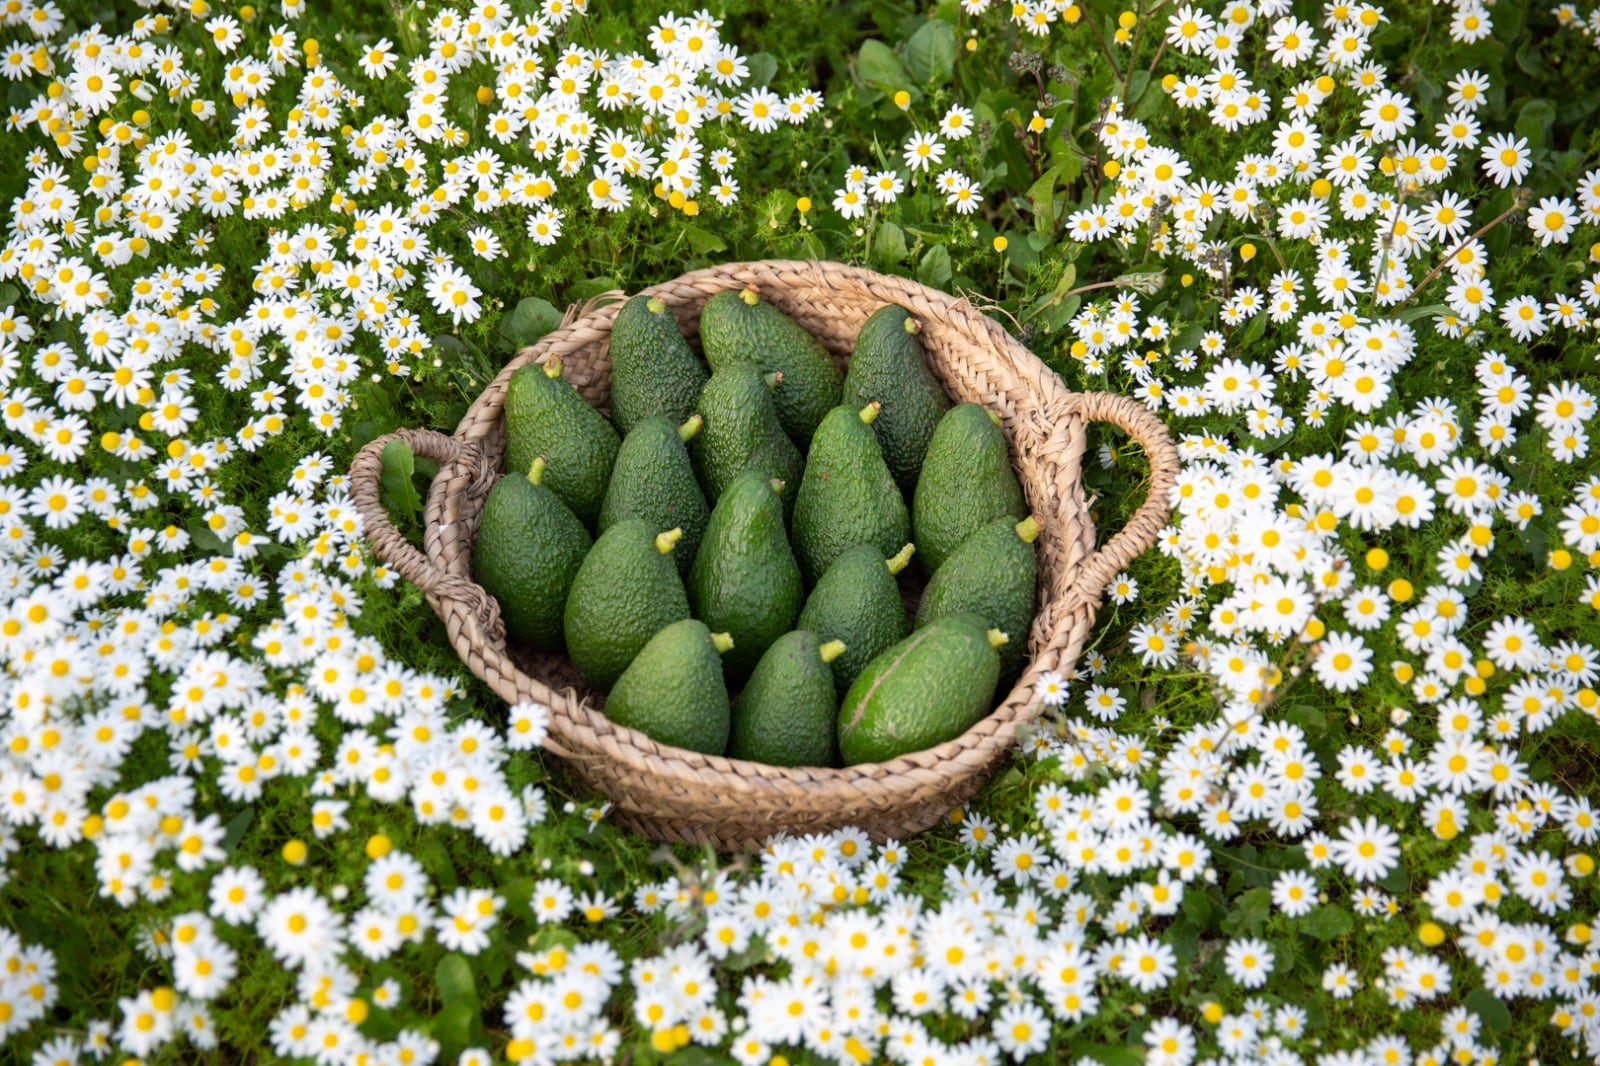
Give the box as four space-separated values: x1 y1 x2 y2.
903 315 921 335
858 401 882 425
886 543 916 575
818 639 847 664
984 407 1001 425
739 287 760 306
764 370 783 389
646 296 667 315
710 631 735 654
527 455 547 486
1015 514 1042 544
543 356 563 379
678 414 704 443
767 478 786 496
987 628 1009 649
655 528 683 554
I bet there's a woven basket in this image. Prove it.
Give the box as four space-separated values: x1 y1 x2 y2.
349 260 1179 851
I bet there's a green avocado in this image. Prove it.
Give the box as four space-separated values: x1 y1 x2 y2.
503 357 620 531
599 415 709 577
687 472 803 680
689 362 803 517
791 402 911 587
607 294 708 436
842 304 951 497
698 288 843 447
837 611 1007 766
471 457 592 653
912 403 1027 573
796 543 915 699
728 631 845 767
916 514 1040 685
603 619 733 756
563 519 690 692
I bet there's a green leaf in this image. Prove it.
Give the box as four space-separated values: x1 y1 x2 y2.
1515 98 1556 150
1221 887 1273 935
435 953 478 1007
1025 163 1066 231
1081 1043 1143 1066
1182 887 1221 931
497 296 562 352
1398 302 1451 324
221 807 255 855
746 52 778 87
1465 988 1512 1034
1052 263 1079 301
874 221 909 266
1301 904 1353 942
682 224 728 256
431 999 479 1060
856 39 908 90
1126 69 1151 107
904 19 956 85
379 439 423 528
917 244 952 288
1239 309 1269 348
1284 704 1326 734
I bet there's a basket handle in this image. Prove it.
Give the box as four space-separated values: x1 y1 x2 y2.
348 428 477 598
1062 392 1181 606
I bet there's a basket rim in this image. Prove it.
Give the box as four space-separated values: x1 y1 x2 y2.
350 259 1180 840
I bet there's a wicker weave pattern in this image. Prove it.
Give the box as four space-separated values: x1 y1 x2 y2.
349 260 1179 850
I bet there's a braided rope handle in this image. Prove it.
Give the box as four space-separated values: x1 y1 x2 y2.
348 428 492 607
1060 391 1181 609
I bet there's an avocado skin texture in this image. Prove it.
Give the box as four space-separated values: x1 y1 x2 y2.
504 361 620 531
688 473 802 680
792 404 911 587
796 544 910 699
837 611 1001 766
690 363 802 515
915 516 1037 685
699 289 843 447
472 472 592 653
912 404 1027 573
607 294 708 436
599 417 709 578
603 619 730 756
729 630 839 767
563 519 689 693
842 305 951 498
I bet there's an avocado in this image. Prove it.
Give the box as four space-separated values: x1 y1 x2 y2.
912 403 1028 573
791 402 912 586
728 631 845 767
563 519 690 692
504 357 620 531
837 612 1007 766
607 294 708 436
698 288 843 447
796 543 914 699
916 514 1040 685
599 415 709 577
603 619 733 755
843 305 951 497
690 363 803 515
471 457 592 653
687 472 803 680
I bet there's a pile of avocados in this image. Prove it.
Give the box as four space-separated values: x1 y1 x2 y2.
472 288 1041 767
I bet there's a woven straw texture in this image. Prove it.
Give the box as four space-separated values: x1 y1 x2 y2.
349 260 1180 850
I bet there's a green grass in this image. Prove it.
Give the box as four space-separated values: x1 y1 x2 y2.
0 0 1598 1062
